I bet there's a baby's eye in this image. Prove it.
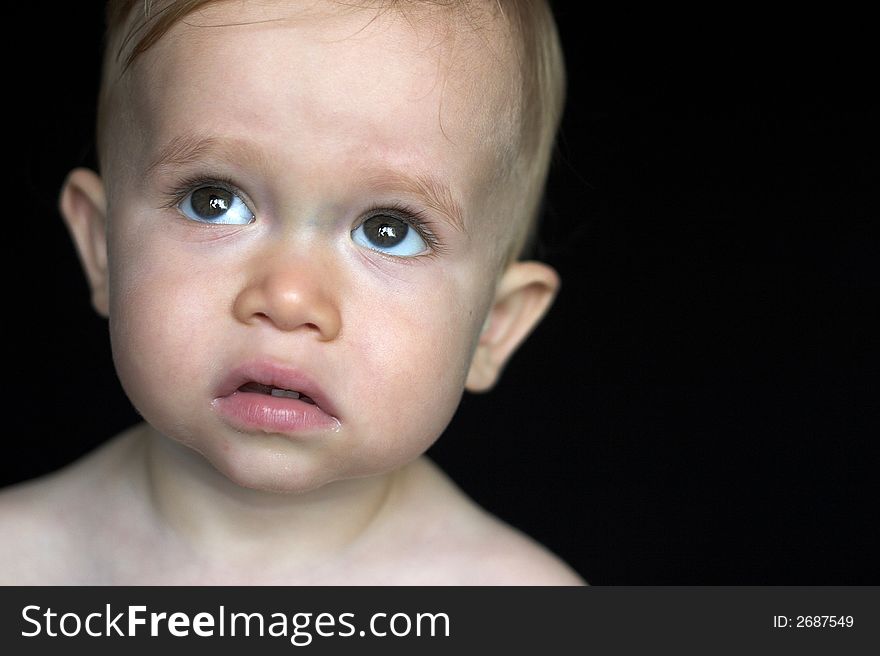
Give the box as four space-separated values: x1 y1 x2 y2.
351 213 428 257
177 185 254 225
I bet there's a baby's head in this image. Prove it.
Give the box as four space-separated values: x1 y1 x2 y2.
60 0 566 492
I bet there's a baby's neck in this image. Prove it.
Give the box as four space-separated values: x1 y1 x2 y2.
137 425 399 571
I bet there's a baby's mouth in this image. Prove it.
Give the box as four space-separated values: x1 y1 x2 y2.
237 382 317 405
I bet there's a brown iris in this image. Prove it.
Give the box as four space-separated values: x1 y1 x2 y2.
362 215 408 248
190 186 233 220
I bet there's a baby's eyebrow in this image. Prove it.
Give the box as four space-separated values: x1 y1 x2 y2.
359 169 466 234
145 133 272 179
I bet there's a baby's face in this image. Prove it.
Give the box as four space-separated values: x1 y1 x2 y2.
97 1 523 491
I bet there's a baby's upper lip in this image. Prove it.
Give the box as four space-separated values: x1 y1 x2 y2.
215 359 339 418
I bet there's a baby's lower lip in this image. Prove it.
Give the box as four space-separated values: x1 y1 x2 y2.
213 389 340 435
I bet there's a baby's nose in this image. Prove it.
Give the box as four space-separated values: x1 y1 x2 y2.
232 253 342 340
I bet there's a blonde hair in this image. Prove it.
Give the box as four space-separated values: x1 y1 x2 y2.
98 0 565 262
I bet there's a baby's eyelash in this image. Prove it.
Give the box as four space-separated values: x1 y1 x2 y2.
362 202 446 256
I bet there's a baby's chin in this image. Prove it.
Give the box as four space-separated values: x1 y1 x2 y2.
186 435 401 496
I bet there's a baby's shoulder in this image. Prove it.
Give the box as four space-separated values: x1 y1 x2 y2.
385 459 585 586
440 514 585 586
0 431 143 584
0 474 86 584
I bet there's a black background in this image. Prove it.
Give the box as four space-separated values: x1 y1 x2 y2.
3 4 878 584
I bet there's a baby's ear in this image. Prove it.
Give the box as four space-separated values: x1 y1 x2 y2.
59 168 109 317
466 261 559 392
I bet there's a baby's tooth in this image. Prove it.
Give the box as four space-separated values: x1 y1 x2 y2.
270 388 301 399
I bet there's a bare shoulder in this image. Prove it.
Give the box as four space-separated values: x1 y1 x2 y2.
384 459 587 586
0 469 85 584
450 516 587 586
0 428 144 584
464 517 587 585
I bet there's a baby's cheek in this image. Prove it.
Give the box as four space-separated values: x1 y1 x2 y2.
108 249 219 416
356 289 478 440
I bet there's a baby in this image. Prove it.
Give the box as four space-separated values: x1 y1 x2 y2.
0 0 583 584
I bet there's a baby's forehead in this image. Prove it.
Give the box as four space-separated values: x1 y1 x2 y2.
116 1 520 148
